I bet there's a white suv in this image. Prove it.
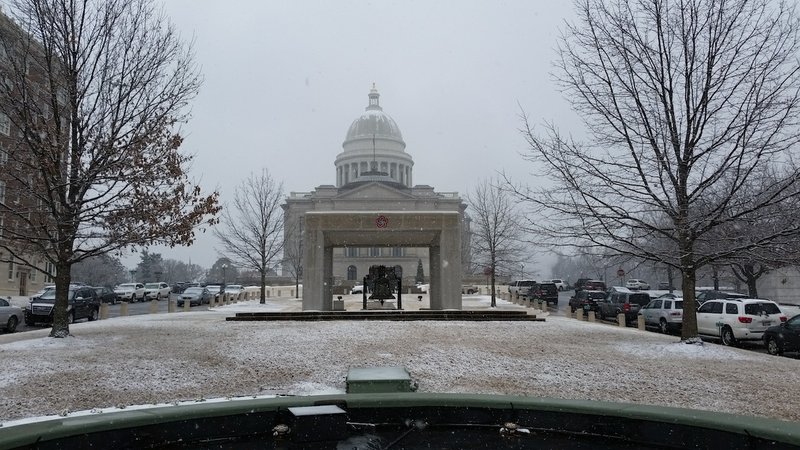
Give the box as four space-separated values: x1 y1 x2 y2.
625 279 650 290
550 279 567 291
144 282 171 300
114 283 146 302
697 298 787 346
639 297 683 334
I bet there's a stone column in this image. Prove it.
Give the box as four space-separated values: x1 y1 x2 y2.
429 245 441 309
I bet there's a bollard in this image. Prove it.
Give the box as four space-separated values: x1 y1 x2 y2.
618 313 627 327
224 294 230 306
120 301 129 316
168 300 176 313
184 300 191 312
149 299 158 314
99 303 109 320
588 310 596 322
575 308 583 321
638 315 646 331
540 301 547 313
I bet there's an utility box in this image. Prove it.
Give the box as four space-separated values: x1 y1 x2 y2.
288 405 348 443
346 367 416 394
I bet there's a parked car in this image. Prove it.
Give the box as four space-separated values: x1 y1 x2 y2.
550 279 567 291
575 279 606 292
205 285 223 300
508 280 536 297
24 286 100 325
92 286 118 304
0 297 22 333
639 297 683 334
351 285 365 294
763 314 800 356
461 285 479 295
696 298 786 346
568 290 607 313
114 283 146 302
625 279 650 290
225 284 245 300
596 288 651 323
177 287 212 307
526 282 559 305
144 282 171 300
695 290 747 305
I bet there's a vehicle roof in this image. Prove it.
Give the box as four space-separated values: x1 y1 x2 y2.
704 298 776 303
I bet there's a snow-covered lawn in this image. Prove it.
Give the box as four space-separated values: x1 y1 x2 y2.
1 294 799 425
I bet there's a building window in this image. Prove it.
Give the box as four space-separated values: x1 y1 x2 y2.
0 113 9 136
346 247 359 257
45 262 55 283
8 261 13 280
347 265 357 281
0 143 7 165
0 180 6 204
370 247 381 257
392 247 404 257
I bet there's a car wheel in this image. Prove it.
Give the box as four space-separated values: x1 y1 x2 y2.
89 308 98 321
130 294 136 303
596 308 604 320
156 293 162 301
720 326 737 347
6 316 18 333
766 337 783 356
570 306 575 313
659 319 669 334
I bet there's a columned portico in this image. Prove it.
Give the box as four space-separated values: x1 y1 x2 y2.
303 211 462 311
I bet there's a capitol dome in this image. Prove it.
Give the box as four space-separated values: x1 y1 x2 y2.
344 91 404 143
335 85 414 188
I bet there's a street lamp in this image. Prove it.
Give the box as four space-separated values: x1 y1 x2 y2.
222 264 228 291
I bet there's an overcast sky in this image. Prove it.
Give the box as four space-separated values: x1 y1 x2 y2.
134 1 582 276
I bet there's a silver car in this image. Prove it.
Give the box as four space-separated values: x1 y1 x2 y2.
178 287 212 307
1 297 22 333
639 297 683 334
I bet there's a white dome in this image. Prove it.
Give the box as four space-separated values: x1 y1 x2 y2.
345 109 404 142
343 86 405 144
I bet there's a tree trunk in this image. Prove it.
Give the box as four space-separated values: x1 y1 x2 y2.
679 244 699 341
50 262 72 338
746 276 758 298
260 269 266 304
295 276 300 299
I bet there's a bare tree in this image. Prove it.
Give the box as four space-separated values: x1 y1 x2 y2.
467 177 523 307
515 0 800 341
0 0 219 337
214 169 284 303
70 254 126 287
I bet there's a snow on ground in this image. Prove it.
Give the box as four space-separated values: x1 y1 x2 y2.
1 294 799 426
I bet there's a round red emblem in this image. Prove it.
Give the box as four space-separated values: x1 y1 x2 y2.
375 215 389 228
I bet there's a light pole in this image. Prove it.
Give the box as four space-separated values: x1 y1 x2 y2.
221 264 228 296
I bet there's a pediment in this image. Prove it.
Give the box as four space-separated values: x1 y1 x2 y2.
334 182 416 201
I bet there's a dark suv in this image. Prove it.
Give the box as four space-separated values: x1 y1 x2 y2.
25 286 100 325
596 289 650 324
569 290 607 313
526 282 559 305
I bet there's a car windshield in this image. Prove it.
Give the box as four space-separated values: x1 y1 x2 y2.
39 289 76 300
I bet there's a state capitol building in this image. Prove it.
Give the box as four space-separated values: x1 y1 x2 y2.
282 86 470 287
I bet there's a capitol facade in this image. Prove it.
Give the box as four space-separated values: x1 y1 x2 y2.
282 86 469 289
